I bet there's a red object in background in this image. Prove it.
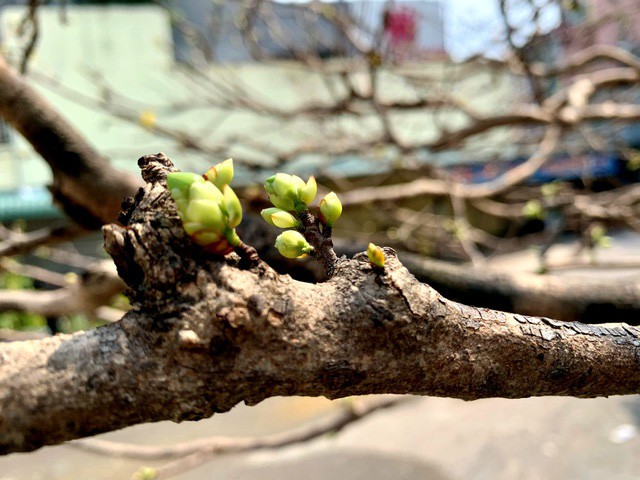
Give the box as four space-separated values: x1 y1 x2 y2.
384 7 417 45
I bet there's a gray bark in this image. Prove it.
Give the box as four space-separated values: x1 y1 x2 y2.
2 153 640 455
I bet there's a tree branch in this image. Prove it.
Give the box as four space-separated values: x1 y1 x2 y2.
0 260 124 317
72 396 405 460
0 223 89 257
0 57 140 227
2 153 640 455
340 125 562 205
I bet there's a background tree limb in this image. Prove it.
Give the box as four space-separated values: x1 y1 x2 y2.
0 57 141 228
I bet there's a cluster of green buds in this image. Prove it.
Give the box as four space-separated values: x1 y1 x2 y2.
264 173 318 213
261 172 343 259
167 159 242 255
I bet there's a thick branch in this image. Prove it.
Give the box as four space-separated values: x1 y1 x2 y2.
0 57 140 227
2 154 640 455
396 251 640 324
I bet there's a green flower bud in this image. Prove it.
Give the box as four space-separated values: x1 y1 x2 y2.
167 172 204 197
261 207 300 228
189 181 224 203
261 207 282 226
204 158 234 189
222 185 242 229
260 208 300 228
275 230 313 258
132 466 157 480
271 211 301 228
265 173 307 211
367 243 385 268
169 169 245 255
522 200 545 220
268 193 296 211
319 192 342 227
300 176 317 205
186 199 225 230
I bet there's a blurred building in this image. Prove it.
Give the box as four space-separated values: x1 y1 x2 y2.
0 0 517 222
172 0 445 64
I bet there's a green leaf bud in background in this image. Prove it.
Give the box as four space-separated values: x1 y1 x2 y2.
522 200 545 220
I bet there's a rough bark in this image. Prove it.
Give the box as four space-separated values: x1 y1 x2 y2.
2 153 640 455
0 57 141 227
395 252 640 324
333 241 640 324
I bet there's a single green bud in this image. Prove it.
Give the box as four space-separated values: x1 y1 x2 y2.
261 207 282 226
300 176 317 205
522 200 545 220
319 191 342 227
132 466 157 480
541 182 560 198
275 230 313 258
591 224 606 242
367 243 385 268
261 207 300 228
204 158 234 189
166 172 204 197
222 185 242 228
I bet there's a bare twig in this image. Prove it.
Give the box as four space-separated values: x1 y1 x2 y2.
341 126 562 206
76 396 407 479
17 0 40 74
0 223 89 257
72 396 407 461
0 258 67 287
0 260 124 317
